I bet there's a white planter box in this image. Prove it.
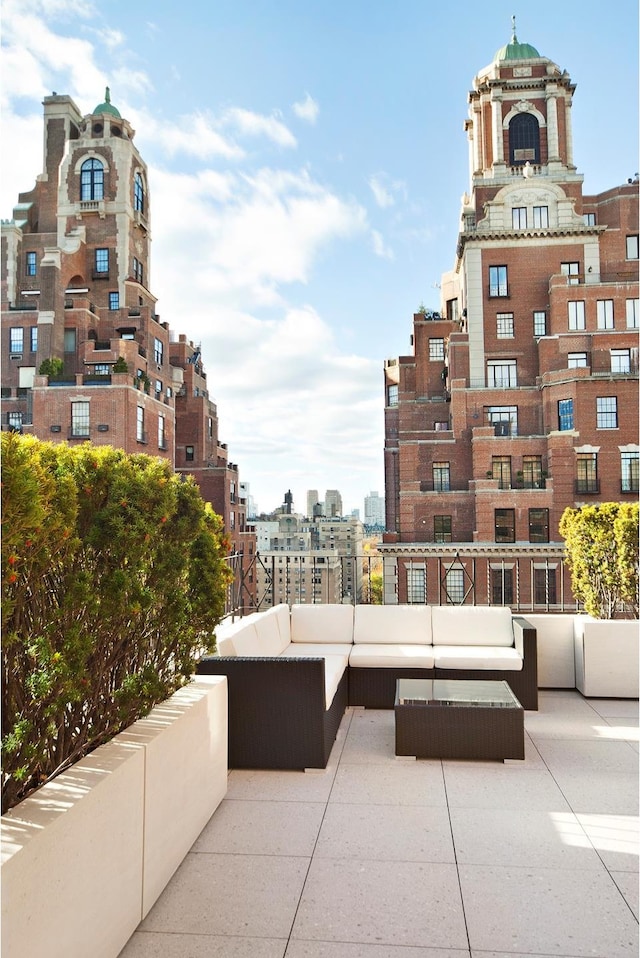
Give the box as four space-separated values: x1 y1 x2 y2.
1 675 228 958
574 617 639 698
524 613 577 689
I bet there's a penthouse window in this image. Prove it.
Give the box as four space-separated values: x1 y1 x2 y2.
496 313 514 338
533 206 549 228
491 455 511 489
558 399 574 431
134 172 145 213
512 207 527 229
432 462 450 492
568 352 587 368
596 396 617 429
495 508 516 544
583 213 596 226
561 262 580 285
487 359 517 388
611 349 631 373
80 158 104 201
596 300 614 330
529 508 549 543
486 405 517 436
489 265 508 297
429 338 445 361
568 301 586 330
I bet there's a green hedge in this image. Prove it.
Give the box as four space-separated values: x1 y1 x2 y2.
1 434 232 813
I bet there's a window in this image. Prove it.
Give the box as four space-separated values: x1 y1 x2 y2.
522 456 543 488
429 338 445 361
486 405 518 436
558 398 574 430
529 508 549 543
583 213 596 226
496 313 514 338
207 417 213 438
533 311 546 337
407 565 426 603
495 508 516 543
487 359 517 388
444 568 465 604
596 299 614 329
533 206 549 228
134 172 145 213
109 292 119 310
626 235 639 259
621 452 639 493
7 411 23 431
561 262 580 285
512 207 527 229
611 349 631 373
576 453 598 493
489 265 508 297
534 567 557 605
94 248 109 274
158 415 166 449
491 456 511 489
185 445 194 462
446 299 459 323
136 406 146 442
491 567 514 605
25 252 37 276
509 112 540 164
387 384 398 406
9 328 23 353
568 301 586 330
626 299 639 328
432 461 450 492
71 401 90 437
153 337 164 365
30 327 38 352
596 396 617 429
133 257 143 284
568 352 588 368
64 328 76 353
80 158 104 201
434 515 452 543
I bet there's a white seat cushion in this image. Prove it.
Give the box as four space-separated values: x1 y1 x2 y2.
431 606 515 647
280 643 354 658
353 604 432 645
349 644 435 669
433 645 523 670
291 603 354 644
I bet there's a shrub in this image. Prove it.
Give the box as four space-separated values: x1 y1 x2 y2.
560 502 639 619
38 357 64 377
112 356 129 372
1 434 232 812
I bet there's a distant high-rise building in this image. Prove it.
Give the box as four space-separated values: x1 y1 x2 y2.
324 489 343 517
306 489 319 517
364 491 385 528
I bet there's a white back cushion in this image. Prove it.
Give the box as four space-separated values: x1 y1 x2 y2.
231 623 263 657
353 605 432 645
431 606 514 647
290 603 354 644
254 607 289 656
272 603 292 646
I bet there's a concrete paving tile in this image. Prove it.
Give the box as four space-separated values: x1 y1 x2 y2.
330 761 447 806
460 863 639 957
192 799 326 857
226 767 336 803
542 769 639 816
315 802 455 863
442 765 570 811
534 737 639 773
450 807 603 869
588 699 640 719
120 932 287 957
611 870 639 920
286 942 470 957
291 859 468 950
339 709 397 764
139 853 308 938
575 813 639 872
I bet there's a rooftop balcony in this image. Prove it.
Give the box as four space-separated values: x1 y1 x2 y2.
119 689 638 957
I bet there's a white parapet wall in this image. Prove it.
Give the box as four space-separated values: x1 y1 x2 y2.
573 617 639 698
524 613 577 689
1 675 228 958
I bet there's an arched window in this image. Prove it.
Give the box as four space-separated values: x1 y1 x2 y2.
80 158 104 201
509 113 540 165
134 172 145 213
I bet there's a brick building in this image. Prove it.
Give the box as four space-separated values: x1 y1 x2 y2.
383 29 639 610
1 90 256 606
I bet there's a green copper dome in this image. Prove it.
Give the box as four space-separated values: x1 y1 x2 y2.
92 86 121 118
494 17 540 62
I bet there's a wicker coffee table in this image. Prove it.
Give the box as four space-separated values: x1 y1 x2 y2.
394 678 524 761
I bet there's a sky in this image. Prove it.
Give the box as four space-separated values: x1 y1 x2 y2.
2 0 638 517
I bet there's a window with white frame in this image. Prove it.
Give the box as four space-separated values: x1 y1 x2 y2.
71 401 90 437
568 352 588 368
533 206 549 228
154 337 164 365
432 461 451 492
626 235 639 259
136 405 145 442
489 265 508 297
596 299 614 329
561 262 580 285
9 328 23 353
387 383 398 406
626 299 639 328
512 207 527 229
583 213 596 226
444 567 465 604
30 327 37 352
406 565 426 603
158 415 166 449
26 251 37 276
621 452 639 492
596 396 617 429
487 359 517 388
486 405 518 435
429 338 445 361
568 301 586 330
496 313 514 338
533 310 546 337
611 349 631 373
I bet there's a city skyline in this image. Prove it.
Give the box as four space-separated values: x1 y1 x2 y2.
2 0 637 514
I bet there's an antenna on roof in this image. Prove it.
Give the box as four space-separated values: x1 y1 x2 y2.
511 14 518 43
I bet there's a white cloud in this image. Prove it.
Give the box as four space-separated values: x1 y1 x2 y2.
368 172 407 209
371 229 394 260
292 93 319 124
221 107 297 148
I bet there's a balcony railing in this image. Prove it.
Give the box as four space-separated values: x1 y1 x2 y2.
575 479 600 494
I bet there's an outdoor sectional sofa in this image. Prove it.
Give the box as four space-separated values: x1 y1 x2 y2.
197 603 538 770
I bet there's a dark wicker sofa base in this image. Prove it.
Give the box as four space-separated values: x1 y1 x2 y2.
197 656 348 770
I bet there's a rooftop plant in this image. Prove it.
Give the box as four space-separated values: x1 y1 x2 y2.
1 434 232 813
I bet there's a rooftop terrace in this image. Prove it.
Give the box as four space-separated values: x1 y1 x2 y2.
119 690 638 957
